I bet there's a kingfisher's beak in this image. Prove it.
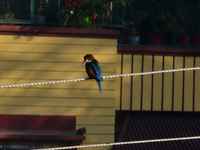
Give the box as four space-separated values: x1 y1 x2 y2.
82 59 88 65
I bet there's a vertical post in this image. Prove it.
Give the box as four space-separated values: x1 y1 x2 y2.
110 2 112 25
116 2 119 26
58 0 61 10
30 0 34 22
122 6 124 27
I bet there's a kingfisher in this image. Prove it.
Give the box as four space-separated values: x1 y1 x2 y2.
82 54 103 93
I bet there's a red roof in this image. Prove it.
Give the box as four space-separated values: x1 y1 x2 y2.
113 112 200 150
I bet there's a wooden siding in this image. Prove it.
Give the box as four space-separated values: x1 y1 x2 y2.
116 54 200 112
0 35 117 147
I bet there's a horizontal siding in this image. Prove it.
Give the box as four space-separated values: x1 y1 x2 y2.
0 106 115 116
0 52 117 63
0 35 117 146
0 80 115 90
0 35 117 46
116 54 200 112
76 116 115 125
0 98 115 107
0 88 115 98
0 62 116 72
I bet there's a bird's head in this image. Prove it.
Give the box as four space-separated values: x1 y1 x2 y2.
82 54 97 65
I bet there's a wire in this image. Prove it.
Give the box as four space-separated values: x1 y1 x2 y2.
0 67 200 88
31 136 200 150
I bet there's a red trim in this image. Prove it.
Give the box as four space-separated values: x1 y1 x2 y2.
0 134 85 141
0 114 75 131
118 45 200 56
0 114 85 141
0 25 120 39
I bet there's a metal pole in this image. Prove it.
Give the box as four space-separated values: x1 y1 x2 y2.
30 0 34 22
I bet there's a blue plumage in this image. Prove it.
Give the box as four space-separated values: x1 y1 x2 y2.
82 54 103 93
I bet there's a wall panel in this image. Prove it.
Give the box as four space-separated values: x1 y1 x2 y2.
142 55 152 111
121 55 132 110
0 35 117 146
163 56 173 111
184 57 194 111
152 56 163 111
132 55 142 110
115 55 122 110
195 57 200 111
173 56 183 111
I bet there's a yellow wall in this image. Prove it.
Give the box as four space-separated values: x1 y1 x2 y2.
0 35 117 149
2 33 200 149
116 54 200 112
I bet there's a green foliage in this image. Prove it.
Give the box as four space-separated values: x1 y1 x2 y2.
0 10 14 19
148 0 170 33
57 7 72 26
192 2 200 33
0 0 15 19
148 0 192 35
165 1 192 35
57 0 114 26
35 0 49 15
123 0 148 35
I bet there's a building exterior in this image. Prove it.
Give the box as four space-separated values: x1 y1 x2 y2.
0 26 118 150
114 46 200 150
0 26 200 150
116 46 200 112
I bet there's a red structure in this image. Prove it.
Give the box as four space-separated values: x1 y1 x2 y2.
0 114 85 142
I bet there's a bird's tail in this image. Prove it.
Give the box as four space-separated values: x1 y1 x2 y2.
97 80 102 93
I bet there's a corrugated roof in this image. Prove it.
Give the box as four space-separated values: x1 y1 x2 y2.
113 112 200 150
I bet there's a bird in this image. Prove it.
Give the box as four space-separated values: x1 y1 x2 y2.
82 54 103 93
76 127 86 135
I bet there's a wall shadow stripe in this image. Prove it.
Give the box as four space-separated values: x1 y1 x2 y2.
130 54 133 111
172 56 175 111
120 54 123 111
151 55 155 111
161 55 165 111
141 55 144 111
182 56 185 112
193 56 196 112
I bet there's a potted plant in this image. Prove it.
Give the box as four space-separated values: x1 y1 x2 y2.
34 0 49 24
122 0 148 44
0 0 15 20
0 10 15 20
191 2 200 45
165 0 192 45
147 0 170 45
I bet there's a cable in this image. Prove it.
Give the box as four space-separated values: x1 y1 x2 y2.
0 67 200 88
31 136 200 150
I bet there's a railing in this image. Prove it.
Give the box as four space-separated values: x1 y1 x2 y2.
116 46 200 112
